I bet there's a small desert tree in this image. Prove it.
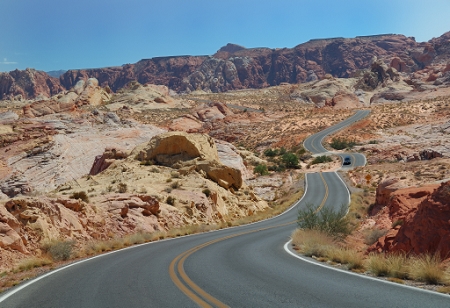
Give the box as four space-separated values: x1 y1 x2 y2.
282 152 299 169
254 164 269 175
297 203 351 237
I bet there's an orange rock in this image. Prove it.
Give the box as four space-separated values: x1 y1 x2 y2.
369 181 450 259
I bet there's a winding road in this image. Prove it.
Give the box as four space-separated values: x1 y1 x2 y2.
2 110 449 307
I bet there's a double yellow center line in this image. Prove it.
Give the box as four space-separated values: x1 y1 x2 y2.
169 173 329 307
169 221 296 307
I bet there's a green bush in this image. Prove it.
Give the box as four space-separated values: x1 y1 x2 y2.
202 188 211 197
118 183 128 193
70 191 89 203
330 137 357 150
297 203 351 237
311 155 333 165
282 152 299 169
166 196 175 206
264 148 279 157
254 164 269 175
41 240 75 261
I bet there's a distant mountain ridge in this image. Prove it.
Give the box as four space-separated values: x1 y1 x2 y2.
1 31 450 99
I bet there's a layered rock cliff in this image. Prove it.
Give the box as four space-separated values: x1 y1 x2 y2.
369 179 450 259
2 32 450 98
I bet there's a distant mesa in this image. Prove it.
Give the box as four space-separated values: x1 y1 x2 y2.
217 43 246 54
1 30 450 99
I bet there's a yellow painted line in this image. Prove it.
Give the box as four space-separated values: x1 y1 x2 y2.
350 154 357 167
314 173 329 214
169 253 212 307
169 221 296 307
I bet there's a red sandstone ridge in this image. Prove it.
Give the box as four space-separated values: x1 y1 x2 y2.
2 31 450 99
0 68 64 100
369 180 450 259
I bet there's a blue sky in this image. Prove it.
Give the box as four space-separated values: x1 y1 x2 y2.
1 0 450 72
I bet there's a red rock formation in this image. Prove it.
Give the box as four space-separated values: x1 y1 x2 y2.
369 181 450 259
22 100 76 118
0 69 64 100
89 147 129 175
59 33 450 94
3 31 450 98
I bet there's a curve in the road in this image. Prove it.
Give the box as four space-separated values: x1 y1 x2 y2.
3 109 450 307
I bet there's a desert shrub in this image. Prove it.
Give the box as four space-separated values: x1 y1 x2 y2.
70 191 89 203
264 148 279 157
327 247 364 270
291 229 335 258
366 253 390 276
297 203 351 237
368 140 379 144
171 171 181 178
16 257 52 272
166 196 175 206
118 183 128 193
171 181 180 189
275 163 286 172
386 253 409 279
392 219 403 228
254 164 269 175
364 229 388 245
311 155 333 165
330 137 357 150
408 254 445 284
140 160 152 166
296 147 306 155
41 239 75 261
202 188 211 197
282 152 299 169
124 233 146 246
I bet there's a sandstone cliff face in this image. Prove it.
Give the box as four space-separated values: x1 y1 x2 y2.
57 34 445 94
2 32 450 98
0 69 64 100
369 180 450 259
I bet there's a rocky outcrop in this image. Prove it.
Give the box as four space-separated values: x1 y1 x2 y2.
57 32 450 94
90 147 129 175
135 131 220 164
369 181 450 259
134 132 243 189
3 32 450 98
0 68 64 100
23 100 76 118
21 77 111 118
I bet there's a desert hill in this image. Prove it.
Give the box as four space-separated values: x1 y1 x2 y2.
1 31 450 100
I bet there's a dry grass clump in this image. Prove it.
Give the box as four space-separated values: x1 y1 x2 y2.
41 239 75 261
366 253 390 276
408 254 445 284
326 247 364 270
291 229 335 258
15 257 53 272
385 253 409 279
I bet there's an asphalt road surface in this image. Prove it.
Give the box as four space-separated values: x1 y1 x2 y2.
303 110 370 155
2 109 449 307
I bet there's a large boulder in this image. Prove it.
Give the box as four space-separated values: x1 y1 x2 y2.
135 131 219 164
134 132 243 189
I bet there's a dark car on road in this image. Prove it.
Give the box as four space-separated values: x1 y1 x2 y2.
343 156 351 165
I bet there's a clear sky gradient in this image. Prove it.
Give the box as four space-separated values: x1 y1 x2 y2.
1 0 450 72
